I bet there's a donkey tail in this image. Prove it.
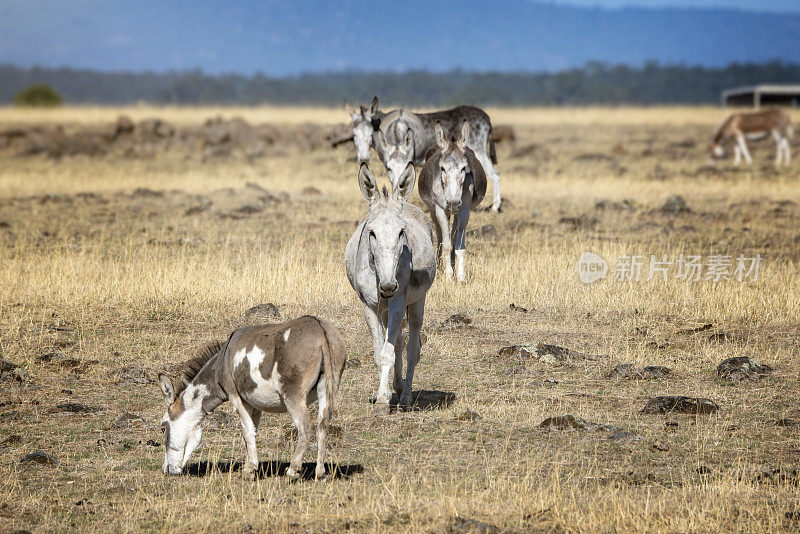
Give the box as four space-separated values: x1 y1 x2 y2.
313 317 343 426
488 124 498 165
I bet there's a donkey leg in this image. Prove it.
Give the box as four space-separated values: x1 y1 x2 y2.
429 208 443 261
782 138 791 165
374 293 406 411
733 144 741 165
737 135 752 164
393 332 405 395
772 131 782 166
230 396 261 480
786 139 792 165
433 205 453 280
363 304 389 412
400 296 426 407
453 198 471 283
314 377 329 480
284 396 311 479
476 150 501 213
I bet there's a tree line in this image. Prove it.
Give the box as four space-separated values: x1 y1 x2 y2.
1 61 798 106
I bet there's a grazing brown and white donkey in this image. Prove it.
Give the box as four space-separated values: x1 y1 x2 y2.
418 121 486 282
709 108 793 166
158 316 346 480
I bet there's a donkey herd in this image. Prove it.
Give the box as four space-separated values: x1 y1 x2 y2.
157 100 793 479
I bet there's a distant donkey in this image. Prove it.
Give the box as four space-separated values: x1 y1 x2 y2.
158 316 346 480
376 104 502 212
344 97 386 163
709 108 792 166
345 163 436 412
418 121 486 282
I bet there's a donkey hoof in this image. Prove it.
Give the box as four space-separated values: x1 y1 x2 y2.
315 467 327 480
285 467 301 480
242 467 257 481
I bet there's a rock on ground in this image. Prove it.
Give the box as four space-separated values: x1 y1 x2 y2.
243 303 280 323
447 516 501 534
112 412 145 429
608 364 672 380
660 194 691 214
717 356 772 382
20 451 59 466
440 314 472 327
539 414 617 432
641 396 719 415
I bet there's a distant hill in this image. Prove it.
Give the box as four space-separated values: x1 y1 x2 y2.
0 1 799 74
1 61 799 106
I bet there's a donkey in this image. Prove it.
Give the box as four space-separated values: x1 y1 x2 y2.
709 108 792 166
345 97 386 163
345 163 436 412
419 121 487 282
158 316 346 480
376 105 501 212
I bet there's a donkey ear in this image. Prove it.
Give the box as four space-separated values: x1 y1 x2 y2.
434 122 448 151
457 120 470 150
358 163 380 204
403 128 414 152
344 100 357 118
158 373 176 406
369 96 379 115
393 162 416 203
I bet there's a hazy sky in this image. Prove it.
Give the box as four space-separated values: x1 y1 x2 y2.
551 0 800 11
1 0 798 74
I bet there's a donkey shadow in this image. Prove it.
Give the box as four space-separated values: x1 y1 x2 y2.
387 389 457 413
184 460 364 481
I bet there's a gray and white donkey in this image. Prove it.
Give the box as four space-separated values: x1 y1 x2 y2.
376 105 501 213
158 316 346 480
418 121 487 282
345 163 436 412
345 97 501 213
345 97 385 163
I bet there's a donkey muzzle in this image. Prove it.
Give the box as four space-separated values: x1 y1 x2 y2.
164 464 183 476
379 281 398 298
446 200 462 212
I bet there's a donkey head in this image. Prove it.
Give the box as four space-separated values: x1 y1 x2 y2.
358 162 415 299
708 138 725 160
435 120 470 211
376 119 414 188
345 96 379 162
158 374 207 475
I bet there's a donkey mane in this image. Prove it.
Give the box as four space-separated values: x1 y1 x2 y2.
174 340 224 396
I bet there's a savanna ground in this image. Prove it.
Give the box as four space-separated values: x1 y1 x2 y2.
1 106 799 533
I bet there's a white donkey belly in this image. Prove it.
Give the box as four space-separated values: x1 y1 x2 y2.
745 131 769 141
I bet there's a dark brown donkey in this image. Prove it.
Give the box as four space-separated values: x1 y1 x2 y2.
158 316 346 480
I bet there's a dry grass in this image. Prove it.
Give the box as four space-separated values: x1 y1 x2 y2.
3 104 798 128
1 106 799 532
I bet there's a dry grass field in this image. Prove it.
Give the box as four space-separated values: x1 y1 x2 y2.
1 105 800 533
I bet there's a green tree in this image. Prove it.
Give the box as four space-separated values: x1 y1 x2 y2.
13 84 63 107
